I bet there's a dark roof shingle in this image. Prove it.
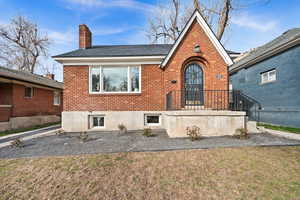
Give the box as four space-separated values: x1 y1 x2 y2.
0 66 63 89
53 44 238 58
53 44 173 58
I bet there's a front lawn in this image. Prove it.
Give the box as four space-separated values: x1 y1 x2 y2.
0 122 60 137
258 123 300 134
1 147 300 199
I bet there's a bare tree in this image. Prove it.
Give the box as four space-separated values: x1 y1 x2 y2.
147 0 270 43
148 0 182 43
0 16 50 73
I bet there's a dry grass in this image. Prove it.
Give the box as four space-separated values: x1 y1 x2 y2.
1 147 300 200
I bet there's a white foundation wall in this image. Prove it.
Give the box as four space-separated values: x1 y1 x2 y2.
62 111 246 137
62 111 165 132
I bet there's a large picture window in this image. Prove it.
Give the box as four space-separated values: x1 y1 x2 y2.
89 66 141 93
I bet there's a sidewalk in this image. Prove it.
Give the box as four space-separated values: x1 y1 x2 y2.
258 126 300 141
0 125 61 148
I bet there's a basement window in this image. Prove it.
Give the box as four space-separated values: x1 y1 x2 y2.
144 114 161 126
24 87 33 98
90 115 105 128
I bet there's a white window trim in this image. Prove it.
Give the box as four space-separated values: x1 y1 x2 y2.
89 115 105 129
89 65 142 94
53 91 61 106
261 69 277 84
144 114 161 126
24 87 33 98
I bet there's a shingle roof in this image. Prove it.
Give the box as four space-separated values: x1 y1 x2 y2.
53 44 238 58
230 28 300 72
0 66 63 89
53 44 173 58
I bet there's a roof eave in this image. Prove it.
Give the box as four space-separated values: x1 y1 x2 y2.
53 55 166 65
0 74 63 90
229 37 300 74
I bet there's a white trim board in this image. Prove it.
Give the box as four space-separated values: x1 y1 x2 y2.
160 10 233 68
53 56 165 65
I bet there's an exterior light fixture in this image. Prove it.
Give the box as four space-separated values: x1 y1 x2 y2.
194 45 201 53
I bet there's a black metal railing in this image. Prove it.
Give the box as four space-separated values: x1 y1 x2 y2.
166 90 261 121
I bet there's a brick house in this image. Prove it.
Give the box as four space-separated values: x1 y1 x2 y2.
0 66 63 132
54 10 247 137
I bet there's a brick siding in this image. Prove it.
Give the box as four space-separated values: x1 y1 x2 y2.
63 19 228 111
0 82 62 121
11 84 62 117
0 107 11 122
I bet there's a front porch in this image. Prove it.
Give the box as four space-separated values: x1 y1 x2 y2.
166 89 261 121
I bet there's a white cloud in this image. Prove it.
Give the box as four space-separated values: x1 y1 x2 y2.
47 30 76 45
232 12 278 32
93 27 128 36
65 0 155 12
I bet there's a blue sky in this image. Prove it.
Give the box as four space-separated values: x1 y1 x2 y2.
0 0 300 81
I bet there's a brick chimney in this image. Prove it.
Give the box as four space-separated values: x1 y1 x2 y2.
79 24 92 49
45 73 55 80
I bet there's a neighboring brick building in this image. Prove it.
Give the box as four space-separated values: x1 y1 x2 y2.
54 10 247 137
0 66 63 131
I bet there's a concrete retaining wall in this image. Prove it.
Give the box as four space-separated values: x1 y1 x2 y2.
0 115 61 132
165 111 246 137
0 122 10 132
62 111 246 137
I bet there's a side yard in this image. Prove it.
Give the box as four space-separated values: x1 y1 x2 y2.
1 147 300 199
259 123 300 134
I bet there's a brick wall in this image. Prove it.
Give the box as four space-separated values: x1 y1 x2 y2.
163 20 228 93
63 65 165 111
0 107 11 122
63 19 228 111
0 83 12 105
163 20 229 109
11 83 62 117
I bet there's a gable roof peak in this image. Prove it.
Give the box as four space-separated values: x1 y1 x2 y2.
160 9 233 68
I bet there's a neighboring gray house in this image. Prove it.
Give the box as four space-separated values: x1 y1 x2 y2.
230 28 300 128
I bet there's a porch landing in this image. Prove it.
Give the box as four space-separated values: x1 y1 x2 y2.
164 110 246 137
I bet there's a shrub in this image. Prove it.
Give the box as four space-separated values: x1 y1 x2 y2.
186 126 201 141
56 129 65 135
10 138 24 148
234 128 249 139
77 131 89 142
118 124 127 134
143 128 155 137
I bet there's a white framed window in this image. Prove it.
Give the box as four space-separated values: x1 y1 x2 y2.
89 65 141 94
89 115 105 128
144 114 161 126
261 69 276 84
53 91 61 106
24 87 33 98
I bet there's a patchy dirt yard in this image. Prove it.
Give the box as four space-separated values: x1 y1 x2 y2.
1 147 300 200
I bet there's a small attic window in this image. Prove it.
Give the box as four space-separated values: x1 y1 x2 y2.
194 45 201 53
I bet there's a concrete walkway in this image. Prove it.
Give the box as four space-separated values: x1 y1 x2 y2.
0 125 61 149
259 126 300 141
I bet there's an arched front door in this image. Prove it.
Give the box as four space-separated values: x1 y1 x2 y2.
184 63 204 106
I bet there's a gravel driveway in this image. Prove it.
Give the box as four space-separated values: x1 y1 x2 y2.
1 130 300 159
